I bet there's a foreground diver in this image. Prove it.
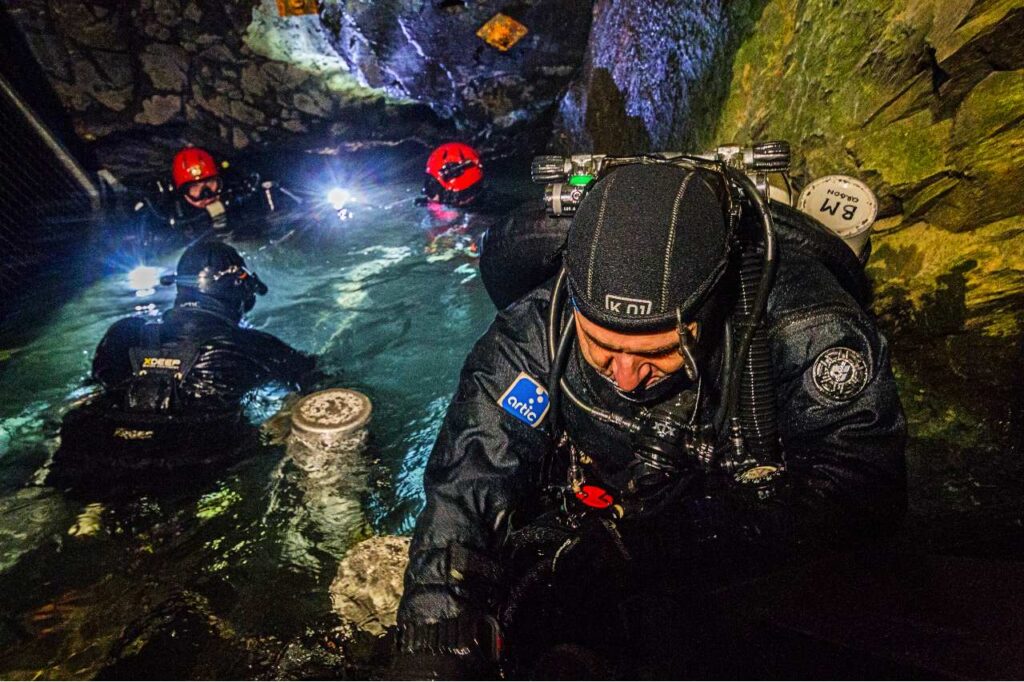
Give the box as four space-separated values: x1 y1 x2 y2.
48 241 317 492
393 162 907 678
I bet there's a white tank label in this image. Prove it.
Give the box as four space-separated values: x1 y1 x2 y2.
797 175 878 247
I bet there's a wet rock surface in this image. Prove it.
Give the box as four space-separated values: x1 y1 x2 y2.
552 0 736 153
4 0 451 180
329 535 409 637
320 0 593 154
4 0 593 178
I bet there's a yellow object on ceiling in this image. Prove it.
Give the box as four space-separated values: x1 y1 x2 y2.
276 0 319 17
476 13 529 52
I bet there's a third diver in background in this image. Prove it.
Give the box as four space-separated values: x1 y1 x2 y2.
49 240 318 494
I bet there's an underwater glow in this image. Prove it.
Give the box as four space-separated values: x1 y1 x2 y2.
127 265 161 296
326 187 350 210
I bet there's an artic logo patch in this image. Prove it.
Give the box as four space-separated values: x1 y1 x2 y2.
812 347 869 401
498 372 550 427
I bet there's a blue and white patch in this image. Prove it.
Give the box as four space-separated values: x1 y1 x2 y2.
498 372 550 427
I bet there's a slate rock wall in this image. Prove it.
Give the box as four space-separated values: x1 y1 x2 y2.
551 0 739 154
711 0 1024 343
3 0 448 180
320 0 593 154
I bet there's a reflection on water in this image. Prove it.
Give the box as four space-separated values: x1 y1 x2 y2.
0 179 503 677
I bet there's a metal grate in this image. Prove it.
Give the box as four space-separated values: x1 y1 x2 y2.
0 72 98 309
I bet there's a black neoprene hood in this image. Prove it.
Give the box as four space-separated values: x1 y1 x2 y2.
564 163 733 332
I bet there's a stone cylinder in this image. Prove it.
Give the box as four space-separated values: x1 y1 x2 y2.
288 388 372 475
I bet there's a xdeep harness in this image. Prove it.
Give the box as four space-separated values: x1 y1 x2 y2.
50 321 251 487
539 143 794 516
125 321 200 413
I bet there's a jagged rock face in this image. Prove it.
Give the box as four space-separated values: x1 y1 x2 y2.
4 0 449 180
712 1 1024 339
329 535 410 636
551 0 735 154
320 0 593 154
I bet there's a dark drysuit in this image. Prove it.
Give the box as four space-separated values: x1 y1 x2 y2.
48 304 315 491
398 203 907 674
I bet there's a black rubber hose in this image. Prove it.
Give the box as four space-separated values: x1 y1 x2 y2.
547 312 576 436
719 169 779 462
736 246 779 460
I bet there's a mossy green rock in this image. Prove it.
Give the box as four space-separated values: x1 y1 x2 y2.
711 0 1024 518
712 1 1024 339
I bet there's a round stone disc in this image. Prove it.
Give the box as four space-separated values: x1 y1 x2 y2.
291 388 372 437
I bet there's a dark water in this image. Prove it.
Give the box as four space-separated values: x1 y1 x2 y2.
0 179 502 678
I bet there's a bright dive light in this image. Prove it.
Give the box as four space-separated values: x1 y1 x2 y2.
327 187 350 210
128 266 161 293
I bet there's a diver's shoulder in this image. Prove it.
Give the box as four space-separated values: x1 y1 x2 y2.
103 315 147 339
495 282 552 329
769 224 869 326
469 282 552 374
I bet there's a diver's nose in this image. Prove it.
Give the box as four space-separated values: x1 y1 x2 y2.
610 354 650 392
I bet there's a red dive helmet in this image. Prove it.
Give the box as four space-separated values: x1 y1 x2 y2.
424 142 484 206
172 147 219 189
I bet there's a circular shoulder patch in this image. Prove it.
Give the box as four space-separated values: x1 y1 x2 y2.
811 347 869 401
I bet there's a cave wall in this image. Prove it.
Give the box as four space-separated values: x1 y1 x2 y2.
551 0 738 154
321 0 593 154
2 0 450 180
713 0 1024 340
2 0 594 181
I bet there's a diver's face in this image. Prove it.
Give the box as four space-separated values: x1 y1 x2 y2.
574 310 697 393
182 177 223 209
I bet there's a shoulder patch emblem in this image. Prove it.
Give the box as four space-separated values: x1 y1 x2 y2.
498 372 550 428
812 347 869 401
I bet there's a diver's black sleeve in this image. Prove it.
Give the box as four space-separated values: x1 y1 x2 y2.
398 291 554 625
684 303 907 560
91 317 146 388
237 327 318 390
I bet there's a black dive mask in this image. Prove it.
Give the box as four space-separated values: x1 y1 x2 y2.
197 185 218 200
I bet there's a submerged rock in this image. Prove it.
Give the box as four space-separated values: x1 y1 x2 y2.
329 535 410 636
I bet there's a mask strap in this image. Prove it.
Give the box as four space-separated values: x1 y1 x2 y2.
676 308 699 383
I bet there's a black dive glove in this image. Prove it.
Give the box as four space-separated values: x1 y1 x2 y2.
386 613 502 681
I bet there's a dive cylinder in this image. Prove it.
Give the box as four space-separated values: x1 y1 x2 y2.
289 388 372 471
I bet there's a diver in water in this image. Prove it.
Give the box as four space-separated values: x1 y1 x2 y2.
392 162 907 678
48 241 317 493
421 142 486 208
131 147 288 249
418 142 533 264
